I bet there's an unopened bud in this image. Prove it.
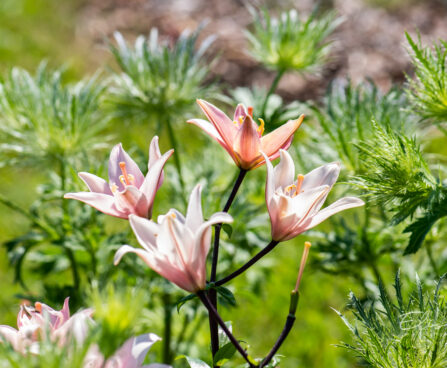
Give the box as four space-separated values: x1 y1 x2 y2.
294 241 311 293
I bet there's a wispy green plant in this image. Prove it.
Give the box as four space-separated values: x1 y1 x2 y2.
406 33 447 132
0 64 109 169
108 27 216 125
305 80 416 172
246 8 339 74
337 272 447 368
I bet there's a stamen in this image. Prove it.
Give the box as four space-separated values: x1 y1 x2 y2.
296 174 304 194
247 106 253 117
239 116 244 125
294 242 312 292
170 212 176 219
257 118 265 136
119 162 131 185
35 302 42 313
110 183 118 193
284 184 296 196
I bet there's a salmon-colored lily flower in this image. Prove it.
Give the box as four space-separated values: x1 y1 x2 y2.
188 99 304 170
64 136 173 219
84 333 170 368
264 150 364 241
114 185 233 293
0 298 92 353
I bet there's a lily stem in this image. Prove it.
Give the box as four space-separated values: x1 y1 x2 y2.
261 69 285 117
215 240 279 286
208 169 247 362
198 291 256 368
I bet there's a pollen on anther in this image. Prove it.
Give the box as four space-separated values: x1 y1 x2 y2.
296 174 305 193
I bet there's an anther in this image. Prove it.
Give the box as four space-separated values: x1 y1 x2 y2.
119 162 131 185
296 174 304 194
35 302 42 313
257 118 265 136
247 106 253 117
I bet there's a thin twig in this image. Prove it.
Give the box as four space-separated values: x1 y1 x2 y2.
198 291 256 368
215 240 279 286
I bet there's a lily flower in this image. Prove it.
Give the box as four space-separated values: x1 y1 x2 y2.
188 99 304 170
84 333 170 368
64 136 173 219
264 150 364 241
0 298 92 353
114 185 233 292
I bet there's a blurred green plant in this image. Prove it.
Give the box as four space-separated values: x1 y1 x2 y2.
0 64 109 170
406 33 447 132
337 272 447 368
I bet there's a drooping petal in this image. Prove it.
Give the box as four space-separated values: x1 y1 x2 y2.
0 325 19 350
139 149 174 213
185 184 203 232
108 143 144 190
307 197 365 229
114 186 149 218
107 333 161 368
301 162 340 191
273 150 295 190
288 185 330 220
261 151 275 208
196 99 237 149
129 215 159 252
78 172 112 195
233 115 262 169
64 192 125 218
260 115 304 157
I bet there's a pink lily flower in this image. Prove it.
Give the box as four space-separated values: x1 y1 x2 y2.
0 298 92 353
64 136 173 219
264 150 364 241
114 185 233 293
84 333 170 368
188 99 304 170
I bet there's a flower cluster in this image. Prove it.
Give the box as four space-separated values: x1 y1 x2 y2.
63 99 363 294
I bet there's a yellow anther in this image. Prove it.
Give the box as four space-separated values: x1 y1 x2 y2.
239 116 244 125
170 212 176 219
257 118 265 136
110 183 119 193
285 184 296 196
296 174 304 194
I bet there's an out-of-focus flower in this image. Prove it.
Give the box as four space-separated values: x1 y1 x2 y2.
264 150 364 241
188 99 304 170
84 333 170 368
65 136 173 219
114 185 232 292
0 298 92 353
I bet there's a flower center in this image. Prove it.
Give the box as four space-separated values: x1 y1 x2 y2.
284 174 305 197
119 162 135 186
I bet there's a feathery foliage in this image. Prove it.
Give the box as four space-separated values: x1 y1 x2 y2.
406 33 447 130
246 8 339 73
0 64 109 169
337 272 447 368
108 27 217 124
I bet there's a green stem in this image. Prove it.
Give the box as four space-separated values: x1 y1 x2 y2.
426 241 439 277
261 69 285 117
162 294 173 364
165 117 187 207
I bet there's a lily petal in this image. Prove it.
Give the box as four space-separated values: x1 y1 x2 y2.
129 215 159 252
260 115 304 157
139 149 174 213
109 143 145 190
233 103 248 121
148 136 164 191
64 192 125 218
308 197 365 229
196 99 237 148
273 150 295 190
185 184 203 232
301 162 340 191
114 186 149 218
78 172 112 195
233 115 262 169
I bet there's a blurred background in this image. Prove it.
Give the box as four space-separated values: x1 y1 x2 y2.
2 0 447 367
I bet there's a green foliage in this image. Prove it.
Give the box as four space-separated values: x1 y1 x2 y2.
337 272 447 368
108 27 217 125
0 64 109 169
406 33 447 130
246 8 339 73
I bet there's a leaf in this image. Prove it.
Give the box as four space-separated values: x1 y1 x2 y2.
215 286 237 307
177 355 211 368
175 293 197 313
403 215 437 255
222 224 233 239
218 321 232 347
213 342 237 366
